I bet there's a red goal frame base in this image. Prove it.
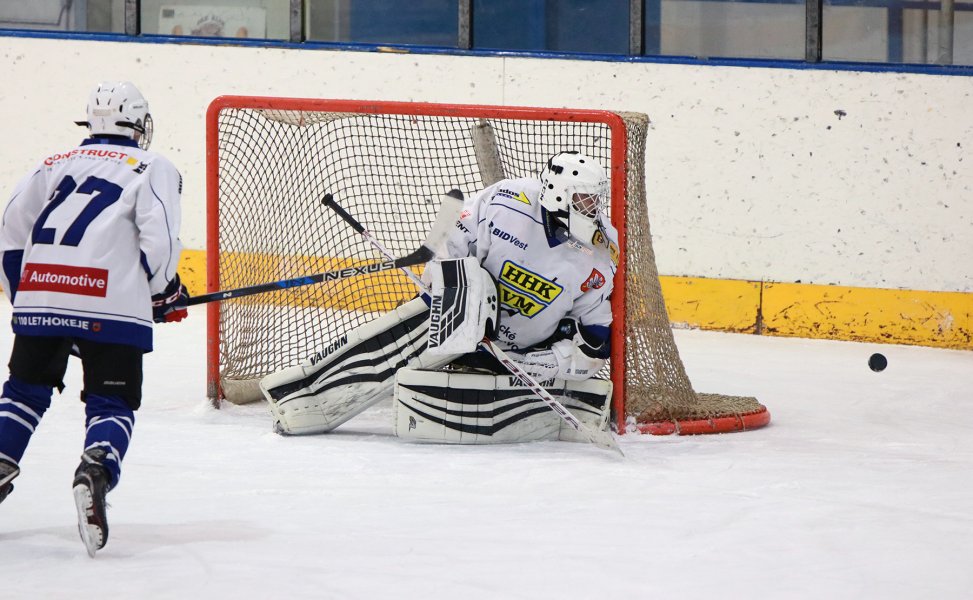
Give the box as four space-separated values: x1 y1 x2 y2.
633 407 771 435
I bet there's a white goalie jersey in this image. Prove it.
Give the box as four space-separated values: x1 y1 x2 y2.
443 177 618 352
0 138 183 351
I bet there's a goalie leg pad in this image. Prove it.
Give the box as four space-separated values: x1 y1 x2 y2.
261 298 458 435
394 368 612 444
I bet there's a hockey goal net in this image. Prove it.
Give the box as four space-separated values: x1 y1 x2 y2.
205 96 769 435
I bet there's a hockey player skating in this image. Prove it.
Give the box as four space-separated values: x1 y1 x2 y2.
262 151 618 444
0 81 188 556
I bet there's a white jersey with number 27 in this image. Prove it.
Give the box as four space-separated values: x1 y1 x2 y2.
0 137 182 351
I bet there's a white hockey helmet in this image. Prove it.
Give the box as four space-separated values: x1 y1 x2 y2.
76 81 153 150
538 151 609 245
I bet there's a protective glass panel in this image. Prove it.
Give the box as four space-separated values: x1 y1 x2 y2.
141 0 291 40
0 0 123 33
473 0 629 54
824 0 973 66
647 0 805 60
305 0 458 46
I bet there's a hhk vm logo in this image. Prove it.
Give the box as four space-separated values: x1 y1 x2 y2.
498 260 563 318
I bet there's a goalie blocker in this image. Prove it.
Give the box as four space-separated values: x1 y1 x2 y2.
394 367 612 444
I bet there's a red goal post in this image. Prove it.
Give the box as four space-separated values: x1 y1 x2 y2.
205 96 770 435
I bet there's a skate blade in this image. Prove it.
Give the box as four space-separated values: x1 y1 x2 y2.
0 467 18 488
73 484 104 558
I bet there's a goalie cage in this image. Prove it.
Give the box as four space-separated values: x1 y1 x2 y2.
205 96 770 435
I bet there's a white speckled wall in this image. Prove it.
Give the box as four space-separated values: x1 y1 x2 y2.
1 36 970 293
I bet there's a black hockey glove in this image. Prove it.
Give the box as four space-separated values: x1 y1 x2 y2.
152 275 189 323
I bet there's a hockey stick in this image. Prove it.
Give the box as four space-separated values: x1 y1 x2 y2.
323 194 623 456
187 190 463 306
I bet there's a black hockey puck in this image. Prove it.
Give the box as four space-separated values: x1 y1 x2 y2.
868 353 887 372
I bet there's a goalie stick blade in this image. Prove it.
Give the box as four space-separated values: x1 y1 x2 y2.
588 429 624 456
420 189 464 258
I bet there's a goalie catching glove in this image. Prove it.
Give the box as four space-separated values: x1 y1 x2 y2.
509 318 607 381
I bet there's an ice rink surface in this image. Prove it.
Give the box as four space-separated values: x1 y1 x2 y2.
2 303 971 599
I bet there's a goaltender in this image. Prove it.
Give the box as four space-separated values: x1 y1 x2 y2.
262 151 618 443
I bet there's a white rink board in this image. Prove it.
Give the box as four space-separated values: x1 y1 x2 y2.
0 36 970 292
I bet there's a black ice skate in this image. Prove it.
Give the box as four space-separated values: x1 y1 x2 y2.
72 449 111 557
0 458 19 504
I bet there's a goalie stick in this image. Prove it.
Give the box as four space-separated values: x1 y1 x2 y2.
323 193 623 456
187 190 463 306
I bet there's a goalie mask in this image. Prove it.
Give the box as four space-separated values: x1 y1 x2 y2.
76 81 154 150
538 151 609 246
